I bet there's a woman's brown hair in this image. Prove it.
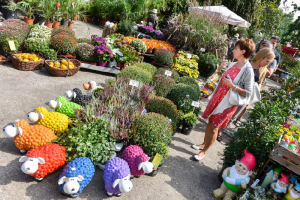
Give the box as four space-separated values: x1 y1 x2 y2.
235 38 256 59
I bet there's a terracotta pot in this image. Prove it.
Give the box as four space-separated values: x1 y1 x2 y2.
88 17 93 23
52 21 60 29
57 54 76 59
72 15 78 21
68 21 74 29
147 47 153 53
97 60 107 67
82 17 87 22
117 63 125 70
44 21 53 29
61 20 68 26
24 17 34 25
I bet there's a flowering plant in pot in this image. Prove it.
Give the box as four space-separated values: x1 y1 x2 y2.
50 33 77 54
137 26 164 40
117 66 153 84
182 112 197 135
92 35 113 66
75 43 96 62
153 48 175 67
152 75 176 98
130 39 147 53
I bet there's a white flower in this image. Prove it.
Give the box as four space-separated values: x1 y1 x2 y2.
108 22 114 28
105 21 111 26
200 48 206 52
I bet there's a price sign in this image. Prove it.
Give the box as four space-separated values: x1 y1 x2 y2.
165 70 172 76
8 40 16 51
191 101 200 108
129 79 139 87
152 153 163 169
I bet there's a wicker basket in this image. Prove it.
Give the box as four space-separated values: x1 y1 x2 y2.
44 58 81 77
0 55 9 64
11 53 44 71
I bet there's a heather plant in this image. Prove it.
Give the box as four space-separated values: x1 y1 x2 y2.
75 76 155 140
154 49 175 67
52 26 76 37
161 1 228 56
152 75 176 97
155 68 180 81
50 33 77 54
133 62 157 76
77 37 92 44
117 66 153 84
76 43 96 62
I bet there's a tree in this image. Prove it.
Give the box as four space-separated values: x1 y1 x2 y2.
281 4 300 47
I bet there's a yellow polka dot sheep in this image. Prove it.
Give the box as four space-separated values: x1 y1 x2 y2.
27 106 72 135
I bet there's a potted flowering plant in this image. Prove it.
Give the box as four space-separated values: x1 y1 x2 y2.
182 112 198 135
137 26 164 40
92 35 113 67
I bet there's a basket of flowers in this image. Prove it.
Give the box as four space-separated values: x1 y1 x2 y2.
44 57 81 77
11 53 44 71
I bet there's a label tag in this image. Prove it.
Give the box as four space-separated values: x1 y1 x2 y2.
165 70 172 76
129 79 139 87
141 109 147 114
191 101 200 108
251 179 260 188
152 153 163 169
8 41 16 51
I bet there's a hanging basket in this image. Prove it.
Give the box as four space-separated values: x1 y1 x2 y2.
44 57 81 77
11 53 44 71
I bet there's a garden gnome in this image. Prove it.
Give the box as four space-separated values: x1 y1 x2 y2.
284 181 300 200
56 3 60 12
213 150 255 199
146 9 158 30
71 2 75 9
269 173 289 199
272 165 284 182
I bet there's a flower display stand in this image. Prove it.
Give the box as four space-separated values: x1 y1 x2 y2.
102 27 115 38
79 62 120 74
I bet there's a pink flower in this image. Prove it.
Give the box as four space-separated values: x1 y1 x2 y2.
110 54 113 58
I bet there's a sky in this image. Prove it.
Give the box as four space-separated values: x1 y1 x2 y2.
280 0 300 21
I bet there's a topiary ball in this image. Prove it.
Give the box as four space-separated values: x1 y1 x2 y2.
117 66 152 84
178 76 200 93
167 83 199 113
130 39 147 53
50 33 77 54
75 43 96 62
129 112 172 149
133 62 157 76
155 68 180 82
152 75 176 97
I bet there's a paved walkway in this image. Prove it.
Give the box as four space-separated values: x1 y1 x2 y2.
0 21 281 200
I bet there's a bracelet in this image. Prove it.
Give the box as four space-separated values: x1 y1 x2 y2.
218 71 222 75
234 86 238 91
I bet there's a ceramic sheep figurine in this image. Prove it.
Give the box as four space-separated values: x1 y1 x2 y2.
83 80 103 97
121 145 154 177
3 119 57 153
19 143 66 181
49 96 82 118
27 106 72 135
58 157 95 198
103 157 133 197
65 88 91 106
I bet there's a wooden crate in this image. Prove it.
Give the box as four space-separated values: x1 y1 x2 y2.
269 143 300 175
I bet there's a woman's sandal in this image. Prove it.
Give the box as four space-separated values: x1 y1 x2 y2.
233 119 241 126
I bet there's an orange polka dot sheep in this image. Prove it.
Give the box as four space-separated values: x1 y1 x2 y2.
19 143 66 181
27 106 72 135
3 119 57 153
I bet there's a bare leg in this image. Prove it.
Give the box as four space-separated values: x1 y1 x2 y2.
195 120 212 148
225 190 237 199
236 105 249 121
197 120 218 157
213 182 227 198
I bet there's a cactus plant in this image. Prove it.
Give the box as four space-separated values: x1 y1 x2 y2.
198 53 219 78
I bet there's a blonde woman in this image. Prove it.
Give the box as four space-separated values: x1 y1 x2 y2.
217 47 275 141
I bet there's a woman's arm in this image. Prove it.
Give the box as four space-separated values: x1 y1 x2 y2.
223 77 247 97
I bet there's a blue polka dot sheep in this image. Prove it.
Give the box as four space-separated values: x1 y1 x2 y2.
65 88 91 106
103 157 133 197
58 157 95 198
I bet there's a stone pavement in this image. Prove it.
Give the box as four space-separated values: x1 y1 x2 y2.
0 21 281 200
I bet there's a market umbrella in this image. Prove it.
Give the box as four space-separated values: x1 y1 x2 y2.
188 5 251 28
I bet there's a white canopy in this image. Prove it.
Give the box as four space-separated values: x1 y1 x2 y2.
188 5 251 28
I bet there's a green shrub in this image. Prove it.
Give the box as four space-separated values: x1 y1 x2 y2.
129 112 173 149
152 75 176 97
116 19 134 36
50 33 77 54
198 53 219 78
75 43 96 62
1 38 19 54
133 62 157 76
178 76 199 93
52 26 75 37
154 48 175 67
130 39 147 53
182 112 198 127
144 142 170 164
77 37 92 44
117 66 152 84
42 49 57 60
25 38 50 53
167 83 199 113
155 68 180 82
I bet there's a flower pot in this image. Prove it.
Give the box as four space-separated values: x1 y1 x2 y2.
24 17 34 25
147 47 153 53
72 15 78 21
117 63 125 70
0 2 7 13
182 124 193 135
146 167 159 177
33 13 45 24
2 7 17 20
96 60 107 67
44 21 53 29
152 61 171 68
68 21 74 29
52 21 60 29
88 17 93 23
57 54 76 59
61 20 68 26
95 17 101 26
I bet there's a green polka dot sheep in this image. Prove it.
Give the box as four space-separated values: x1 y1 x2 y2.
48 96 82 118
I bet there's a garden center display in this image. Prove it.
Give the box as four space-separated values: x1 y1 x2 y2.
284 181 300 200
48 96 82 118
268 173 289 199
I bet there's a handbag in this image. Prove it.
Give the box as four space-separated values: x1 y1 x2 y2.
248 82 261 104
228 69 248 106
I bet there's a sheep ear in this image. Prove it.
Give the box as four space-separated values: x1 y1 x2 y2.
57 101 62 108
77 175 84 181
19 156 28 162
38 157 45 164
112 179 120 188
38 113 44 120
17 127 23 136
58 176 67 185
138 162 144 170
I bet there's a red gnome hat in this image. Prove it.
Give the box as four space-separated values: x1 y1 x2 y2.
279 173 289 185
239 150 256 171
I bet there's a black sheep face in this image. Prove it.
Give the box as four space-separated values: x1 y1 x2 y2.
67 88 91 106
